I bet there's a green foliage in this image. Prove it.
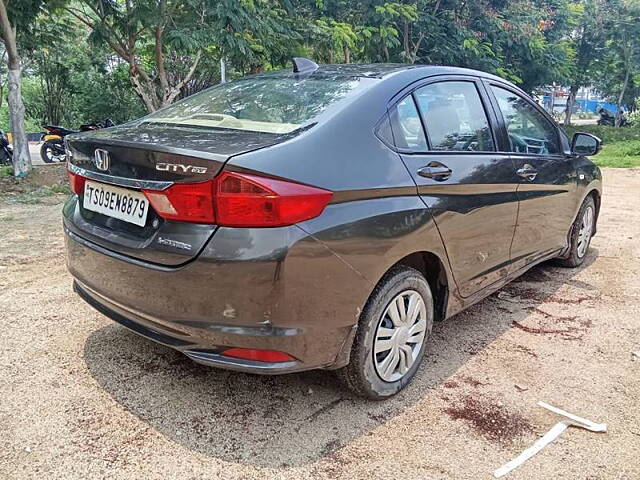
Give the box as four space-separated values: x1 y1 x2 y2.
592 0 640 110
594 141 640 167
4 0 640 131
564 123 640 143
65 63 146 125
628 100 640 126
0 165 13 177
564 124 640 167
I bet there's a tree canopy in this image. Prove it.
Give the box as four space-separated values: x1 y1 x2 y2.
2 0 640 131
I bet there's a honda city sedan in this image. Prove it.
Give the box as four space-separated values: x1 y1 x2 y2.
63 59 602 399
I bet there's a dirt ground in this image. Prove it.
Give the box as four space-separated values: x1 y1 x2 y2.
1 167 639 479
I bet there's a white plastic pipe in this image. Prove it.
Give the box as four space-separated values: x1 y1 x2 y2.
493 402 607 478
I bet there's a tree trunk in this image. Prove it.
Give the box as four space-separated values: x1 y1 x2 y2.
0 0 31 177
563 85 578 126
403 22 410 61
616 65 630 128
7 67 30 177
343 45 350 64
382 44 390 62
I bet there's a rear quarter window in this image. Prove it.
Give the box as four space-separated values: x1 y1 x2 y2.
388 96 428 151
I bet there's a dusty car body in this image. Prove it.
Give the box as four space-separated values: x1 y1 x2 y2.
63 61 602 398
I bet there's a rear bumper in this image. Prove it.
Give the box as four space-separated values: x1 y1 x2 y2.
65 222 369 374
74 280 307 373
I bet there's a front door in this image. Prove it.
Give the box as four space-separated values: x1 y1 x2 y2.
390 78 519 297
486 83 577 271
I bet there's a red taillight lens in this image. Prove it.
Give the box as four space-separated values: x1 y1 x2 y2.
215 172 333 227
141 172 332 227
143 181 215 224
221 348 296 363
67 171 85 195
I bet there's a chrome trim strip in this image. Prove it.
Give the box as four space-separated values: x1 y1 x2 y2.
68 162 173 191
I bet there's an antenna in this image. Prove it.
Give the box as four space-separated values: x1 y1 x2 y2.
292 57 319 74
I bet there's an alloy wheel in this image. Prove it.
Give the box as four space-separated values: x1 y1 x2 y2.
576 205 594 258
373 290 427 382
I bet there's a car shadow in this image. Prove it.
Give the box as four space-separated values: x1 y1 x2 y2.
83 250 598 468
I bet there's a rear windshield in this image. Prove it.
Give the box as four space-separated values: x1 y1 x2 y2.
141 74 369 134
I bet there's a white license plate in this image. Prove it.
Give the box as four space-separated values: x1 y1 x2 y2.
83 180 149 227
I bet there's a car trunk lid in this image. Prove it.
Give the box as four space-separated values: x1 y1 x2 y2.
64 123 291 266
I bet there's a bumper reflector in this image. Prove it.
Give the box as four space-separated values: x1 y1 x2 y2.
221 348 295 363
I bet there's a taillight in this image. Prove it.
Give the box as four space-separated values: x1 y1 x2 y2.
215 172 333 227
143 181 215 224
142 172 332 227
67 170 85 195
68 170 332 227
221 348 296 363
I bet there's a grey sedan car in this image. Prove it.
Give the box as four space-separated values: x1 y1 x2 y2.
64 59 602 399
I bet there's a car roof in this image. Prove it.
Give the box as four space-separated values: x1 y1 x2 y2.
259 63 510 84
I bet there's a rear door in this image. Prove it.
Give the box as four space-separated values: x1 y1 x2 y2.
485 82 576 270
391 77 519 297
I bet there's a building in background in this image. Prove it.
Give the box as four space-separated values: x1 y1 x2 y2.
538 86 622 115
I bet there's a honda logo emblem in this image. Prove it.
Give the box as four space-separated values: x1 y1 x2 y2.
94 149 110 171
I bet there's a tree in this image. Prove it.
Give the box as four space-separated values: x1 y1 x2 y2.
65 0 210 112
562 0 607 125
593 0 640 125
610 0 640 126
66 0 298 113
0 0 41 177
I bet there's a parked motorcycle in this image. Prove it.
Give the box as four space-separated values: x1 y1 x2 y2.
40 119 115 163
597 107 628 127
0 129 13 166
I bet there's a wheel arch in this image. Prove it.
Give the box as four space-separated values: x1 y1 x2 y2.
586 188 601 235
330 249 451 371
392 251 450 322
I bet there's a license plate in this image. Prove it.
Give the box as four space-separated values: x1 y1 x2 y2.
83 180 149 227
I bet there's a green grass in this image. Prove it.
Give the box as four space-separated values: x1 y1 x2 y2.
50 184 71 194
0 165 12 177
563 124 640 168
11 187 55 205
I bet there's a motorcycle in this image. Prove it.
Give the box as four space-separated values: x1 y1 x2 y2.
40 119 115 163
597 107 628 127
0 129 13 166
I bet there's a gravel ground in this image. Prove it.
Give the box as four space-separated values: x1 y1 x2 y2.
1 168 639 479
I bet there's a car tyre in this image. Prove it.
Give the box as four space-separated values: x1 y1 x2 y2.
40 142 55 163
556 195 596 268
337 266 434 400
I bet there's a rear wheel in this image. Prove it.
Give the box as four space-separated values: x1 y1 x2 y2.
40 142 66 163
556 196 596 268
337 266 433 400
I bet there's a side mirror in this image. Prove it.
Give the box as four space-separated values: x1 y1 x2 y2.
572 132 602 156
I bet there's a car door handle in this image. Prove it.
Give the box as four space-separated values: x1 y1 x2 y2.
417 163 452 181
516 164 538 181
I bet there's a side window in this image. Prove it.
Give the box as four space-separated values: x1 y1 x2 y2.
389 96 427 151
375 113 395 147
414 81 495 152
490 85 560 155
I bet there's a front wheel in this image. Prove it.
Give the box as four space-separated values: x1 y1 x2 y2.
337 266 434 400
556 196 596 268
40 142 66 163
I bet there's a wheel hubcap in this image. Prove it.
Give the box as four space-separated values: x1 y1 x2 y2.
577 206 594 258
373 290 427 382
45 147 65 163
